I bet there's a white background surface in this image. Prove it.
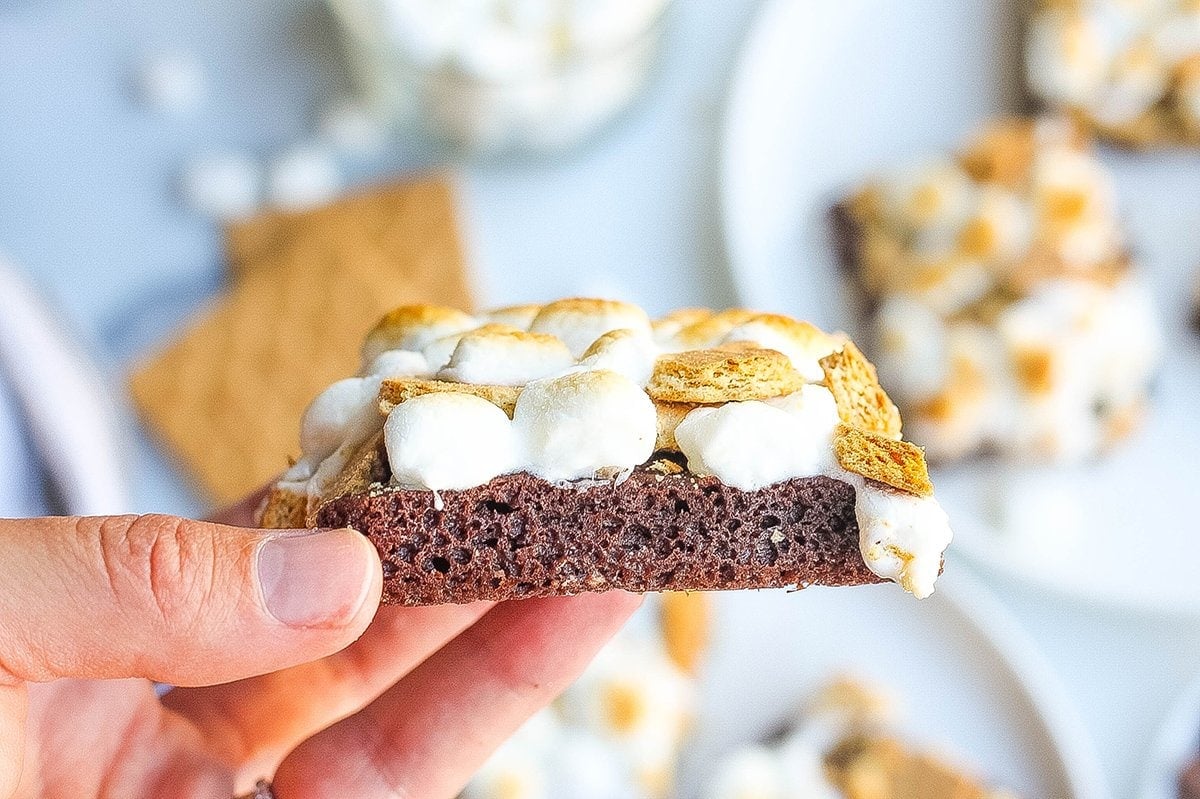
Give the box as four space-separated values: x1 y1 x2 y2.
1 1 1199 796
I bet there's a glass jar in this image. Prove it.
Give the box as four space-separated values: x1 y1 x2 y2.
328 0 672 156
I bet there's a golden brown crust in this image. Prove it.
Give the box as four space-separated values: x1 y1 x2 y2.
378 378 522 417
363 304 477 361
833 425 933 497
258 486 309 529
671 308 761 349
648 348 805 404
659 592 710 675
820 343 904 439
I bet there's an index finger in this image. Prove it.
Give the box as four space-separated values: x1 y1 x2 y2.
272 591 642 799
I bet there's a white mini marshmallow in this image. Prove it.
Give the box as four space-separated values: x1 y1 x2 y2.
299 375 384 463
180 152 261 220
384 393 518 490
529 299 653 358
842 473 952 600
578 328 659 386
877 158 975 231
483 304 542 329
720 316 839 382
268 145 341 211
439 330 574 385
704 746 785 799
138 52 206 116
365 348 431 378
674 400 833 491
873 296 950 404
513 369 656 482
1026 10 1112 106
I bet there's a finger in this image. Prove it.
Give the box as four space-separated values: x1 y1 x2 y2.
0 515 381 686
20 679 232 799
206 484 273 527
273 591 642 799
164 601 493 782
0 684 26 798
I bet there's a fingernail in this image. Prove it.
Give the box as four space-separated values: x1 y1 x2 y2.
258 528 375 628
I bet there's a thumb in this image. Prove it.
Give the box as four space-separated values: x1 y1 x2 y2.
0 514 381 686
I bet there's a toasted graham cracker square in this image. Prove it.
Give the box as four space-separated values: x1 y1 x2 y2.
379 378 521 418
833 424 933 497
259 485 309 529
648 348 805 404
307 431 389 526
129 176 472 505
820 342 904 439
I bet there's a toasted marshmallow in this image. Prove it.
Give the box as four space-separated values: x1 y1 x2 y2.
362 305 479 365
299 375 384 463
422 323 522 372
1093 35 1169 124
579 328 659 385
877 159 975 231
1026 9 1113 106
674 397 837 491
482 303 543 329
439 328 573 385
720 315 841 382
364 348 430 378
559 635 693 748
956 186 1032 263
841 473 952 599
651 308 712 343
665 308 760 351
529 298 653 358
513 369 657 482
384 393 518 490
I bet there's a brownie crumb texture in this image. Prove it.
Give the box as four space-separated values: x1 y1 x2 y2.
317 469 878 605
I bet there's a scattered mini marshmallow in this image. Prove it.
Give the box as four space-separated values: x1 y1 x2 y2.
318 97 389 157
267 145 342 210
180 152 262 220
138 52 207 116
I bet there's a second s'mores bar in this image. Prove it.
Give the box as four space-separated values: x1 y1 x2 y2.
1025 0 1200 147
260 298 953 604
837 118 1162 463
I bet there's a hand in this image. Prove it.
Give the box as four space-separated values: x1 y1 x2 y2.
0 489 641 798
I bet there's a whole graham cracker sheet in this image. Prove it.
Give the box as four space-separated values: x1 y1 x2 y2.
128 175 474 506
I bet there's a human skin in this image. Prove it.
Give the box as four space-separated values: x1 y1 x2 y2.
0 488 641 798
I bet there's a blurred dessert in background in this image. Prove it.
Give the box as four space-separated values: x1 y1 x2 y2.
129 176 472 505
462 592 707 799
327 0 671 154
704 676 1018 799
1024 0 1200 147
836 117 1162 464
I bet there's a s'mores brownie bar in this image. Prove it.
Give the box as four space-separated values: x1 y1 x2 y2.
1025 0 1200 147
260 298 953 604
705 677 1019 799
837 118 1162 463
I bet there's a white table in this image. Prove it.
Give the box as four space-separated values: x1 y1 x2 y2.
0 1 1194 795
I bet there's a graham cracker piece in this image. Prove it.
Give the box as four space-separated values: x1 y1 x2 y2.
307 431 388 526
828 736 994 799
820 342 903 439
259 486 309 529
129 175 472 505
379 378 521 418
833 424 933 497
654 400 697 451
659 592 710 675
648 348 804 404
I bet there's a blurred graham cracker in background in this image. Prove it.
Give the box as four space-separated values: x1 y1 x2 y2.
129 175 473 506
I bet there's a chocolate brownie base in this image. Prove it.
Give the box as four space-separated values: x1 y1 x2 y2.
316 467 879 606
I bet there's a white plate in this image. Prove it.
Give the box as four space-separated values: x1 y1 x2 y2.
1139 669 1200 799
680 571 1107 799
719 0 1200 614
